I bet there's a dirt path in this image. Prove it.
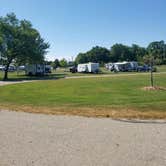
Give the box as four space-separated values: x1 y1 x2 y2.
0 110 166 166
0 80 35 86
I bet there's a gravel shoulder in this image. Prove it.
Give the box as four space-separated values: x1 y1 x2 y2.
0 110 166 166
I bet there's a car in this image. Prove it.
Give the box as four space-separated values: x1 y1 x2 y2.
0 65 5 71
137 65 150 72
8 66 16 72
18 65 25 70
69 66 77 73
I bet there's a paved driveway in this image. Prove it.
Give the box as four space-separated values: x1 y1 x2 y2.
0 110 166 166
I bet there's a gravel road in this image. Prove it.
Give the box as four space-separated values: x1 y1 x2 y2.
0 110 166 166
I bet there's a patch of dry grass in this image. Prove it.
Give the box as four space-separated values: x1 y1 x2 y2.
142 86 166 91
1 104 166 119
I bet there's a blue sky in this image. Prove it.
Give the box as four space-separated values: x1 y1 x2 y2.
0 0 166 60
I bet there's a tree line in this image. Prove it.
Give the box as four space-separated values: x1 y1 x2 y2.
75 42 166 65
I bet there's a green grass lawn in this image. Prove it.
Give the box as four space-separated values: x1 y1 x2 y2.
0 73 165 112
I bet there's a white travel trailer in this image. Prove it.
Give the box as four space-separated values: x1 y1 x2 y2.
113 62 131 71
105 63 114 70
129 61 138 71
25 64 47 76
106 61 139 72
77 62 99 73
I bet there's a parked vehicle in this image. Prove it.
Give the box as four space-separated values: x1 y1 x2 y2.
18 65 25 71
69 66 77 73
137 65 150 72
113 62 132 72
106 61 139 72
105 63 114 70
45 65 52 73
0 65 5 71
0 65 16 72
77 62 99 73
25 64 51 76
8 66 16 72
129 61 138 71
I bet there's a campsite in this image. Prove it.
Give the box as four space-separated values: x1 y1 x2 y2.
0 1 166 166
0 65 166 118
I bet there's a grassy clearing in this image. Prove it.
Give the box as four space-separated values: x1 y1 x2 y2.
0 72 166 119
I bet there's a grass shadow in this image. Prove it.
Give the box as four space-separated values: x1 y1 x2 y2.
0 73 67 82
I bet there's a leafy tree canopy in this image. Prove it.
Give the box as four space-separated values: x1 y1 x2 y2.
0 13 50 80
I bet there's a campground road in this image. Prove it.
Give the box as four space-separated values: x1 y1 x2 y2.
0 110 166 166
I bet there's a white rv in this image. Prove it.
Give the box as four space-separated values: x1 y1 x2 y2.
105 63 114 70
114 61 139 71
129 61 138 71
77 62 99 73
113 62 131 71
25 64 48 76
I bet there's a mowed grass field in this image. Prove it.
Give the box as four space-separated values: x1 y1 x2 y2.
0 72 166 119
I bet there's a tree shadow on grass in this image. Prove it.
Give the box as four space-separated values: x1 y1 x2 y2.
0 73 67 82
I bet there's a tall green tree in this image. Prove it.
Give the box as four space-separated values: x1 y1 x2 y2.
131 44 146 62
75 46 110 64
87 46 110 64
146 41 165 87
75 53 89 64
51 59 60 69
0 13 49 80
110 44 133 62
59 58 67 67
147 41 166 65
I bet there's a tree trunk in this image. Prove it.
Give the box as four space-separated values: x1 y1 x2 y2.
150 68 153 87
150 58 154 87
3 63 10 81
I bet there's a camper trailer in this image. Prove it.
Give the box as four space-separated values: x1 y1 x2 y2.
105 63 114 70
129 61 138 71
77 62 99 73
110 61 138 72
109 62 131 72
25 64 50 76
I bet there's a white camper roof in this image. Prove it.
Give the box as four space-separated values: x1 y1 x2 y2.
114 61 129 65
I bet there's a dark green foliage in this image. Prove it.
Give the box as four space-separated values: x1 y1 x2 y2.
75 46 110 64
147 41 166 65
87 46 111 63
75 53 88 64
51 59 60 69
59 58 67 67
0 13 49 80
110 44 133 62
75 42 166 65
